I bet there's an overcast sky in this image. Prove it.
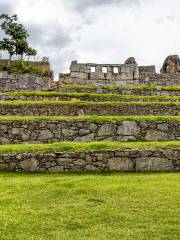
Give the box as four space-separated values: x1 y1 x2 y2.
0 0 179 79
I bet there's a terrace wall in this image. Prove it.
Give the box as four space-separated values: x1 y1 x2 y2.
0 72 50 91
0 94 179 102
0 149 179 172
0 120 179 144
60 86 180 96
0 103 179 116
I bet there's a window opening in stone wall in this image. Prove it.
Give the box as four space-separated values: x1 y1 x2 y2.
88 73 91 80
113 67 119 74
91 66 96 73
102 67 108 73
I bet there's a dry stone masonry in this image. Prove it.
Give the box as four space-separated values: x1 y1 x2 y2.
60 55 180 88
0 102 179 116
0 54 179 173
0 72 50 91
0 149 179 173
0 120 179 144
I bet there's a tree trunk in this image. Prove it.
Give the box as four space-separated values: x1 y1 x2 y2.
7 54 12 66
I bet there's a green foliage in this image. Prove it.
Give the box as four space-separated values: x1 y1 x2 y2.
0 14 37 62
0 60 49 76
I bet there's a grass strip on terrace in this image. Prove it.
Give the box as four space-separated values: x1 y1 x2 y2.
60 84 180 91
4 91 180 100
0 141 179 154
0 100 180 106
60 84 158 91
0 115 180 122
162 86 180 91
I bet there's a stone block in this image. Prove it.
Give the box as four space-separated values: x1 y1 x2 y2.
38 130 53 140
98 124 114 137
20 158 38 172
108 157 134 171
117 121 140 136
136 157 173 172
145 130 172 141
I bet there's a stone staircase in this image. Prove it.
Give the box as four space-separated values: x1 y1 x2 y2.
0 87 179 172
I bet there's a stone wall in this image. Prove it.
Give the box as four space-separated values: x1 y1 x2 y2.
59 61 180 87
60 86 180 96
0 149 179 172
0 120 179 144
0 72 50 91
60 61 139 87
0 93 179 102
140 73 180 86
0 103 179 116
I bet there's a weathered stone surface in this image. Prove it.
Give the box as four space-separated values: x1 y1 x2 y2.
161 55 180 73
108 157 134 171
0 101 179 116
0 72 50 91
145 130 171 141
136 157 173 172
39 130 53 140
0 137 10 144
98 124 114 137
0 120 178 144
49 166 64 173
20 158 38 172
117 121 140 136
75 134 95 142
60 60 139 87
0 149 178 172
124 57 137 65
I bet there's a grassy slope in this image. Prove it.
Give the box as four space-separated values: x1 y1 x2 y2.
0 100 180 106
0 141 179 153
0 115 179 122
60 84 180 91
0 172 179 240
4 91 180 100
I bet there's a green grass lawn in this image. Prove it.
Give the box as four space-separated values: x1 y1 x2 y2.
0 172 179 240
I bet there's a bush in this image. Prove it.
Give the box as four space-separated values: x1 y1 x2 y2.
0 60 52 77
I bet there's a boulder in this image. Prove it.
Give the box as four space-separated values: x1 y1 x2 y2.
124 57 137 65
161 55 180 73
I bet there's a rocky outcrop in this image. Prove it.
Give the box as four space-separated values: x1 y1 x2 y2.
124 57 137 65
161 55 180 73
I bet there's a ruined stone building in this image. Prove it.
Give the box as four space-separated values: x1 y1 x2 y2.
60 55 180 87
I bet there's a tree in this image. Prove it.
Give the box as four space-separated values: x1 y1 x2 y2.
0 38 16 63
26 47 37 62
0 14 37 64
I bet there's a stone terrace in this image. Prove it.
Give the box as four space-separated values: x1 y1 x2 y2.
0 55 180 172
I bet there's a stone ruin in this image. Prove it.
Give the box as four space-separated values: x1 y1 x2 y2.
59 55 180 87
60 59 140 87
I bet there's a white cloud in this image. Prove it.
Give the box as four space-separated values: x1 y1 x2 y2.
0 0 180 79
